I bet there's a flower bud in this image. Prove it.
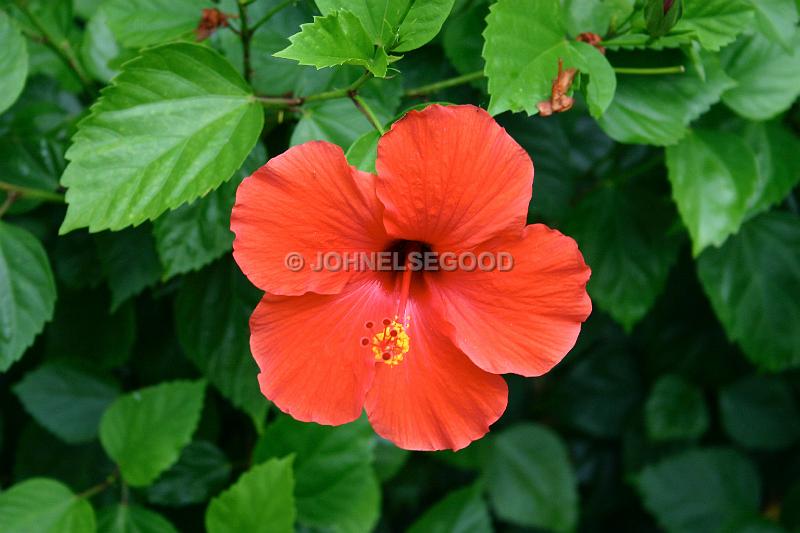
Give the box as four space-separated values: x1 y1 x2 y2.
644 0 682 38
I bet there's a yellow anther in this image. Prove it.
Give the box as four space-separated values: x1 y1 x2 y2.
371 318 410 366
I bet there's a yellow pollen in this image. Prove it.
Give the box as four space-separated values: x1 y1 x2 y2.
371 318 410 366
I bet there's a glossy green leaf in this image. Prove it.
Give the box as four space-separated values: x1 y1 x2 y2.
60 43 263 233
97 504 178 533
720 31 800 121
719 375 800 450
175 259 267 430
645 375 708 441
99 380 206 486
393 0 456 52
95 226 162 310
637 448 760 533
205 457 295 533
666 129 758 255
483 0 616 116
567 185 681 330
408 483 492 533
81 8 122 83
741 120 800 217
254 416 379 533
563 0 635 36
274 10 388 77
697 212 800 371
442 1 486 82
105 0 208 47
750 0 799 50
671 0 753 51
486 424 578 532
13 362 120 444
0 478 96 533
147 441 231 507
0 221 57 372
0 11 28 114
345 130 379 172
153 143 266 280
598 54 735 145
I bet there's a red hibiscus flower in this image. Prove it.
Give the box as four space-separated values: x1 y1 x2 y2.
231 104 591 451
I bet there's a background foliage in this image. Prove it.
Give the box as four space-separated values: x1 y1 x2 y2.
0 0 799 531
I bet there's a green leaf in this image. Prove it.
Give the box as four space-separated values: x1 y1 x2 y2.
719 375 800 450
671 0 753 51
175 259 267 430
205 457 296 533
60 42 264 233
393 0 456 52
566 184 681 330
442 1 486 83
274 10 388 77
105 0 208 48
147 441 231 507
254 416 379 533
720 31 800 121
13 362 120 444
99 380 206 487
153 142 266 280
0 478 96 533
637 448 761 533
408 483 492 533
0 221 57 372
563 0 635 36
95 226 162 311
483 0 616 116
486 423 578 532
751 0 799 50
697 212 800 371
645 375 709 441
0 11 28 115
741 120 800 217
666 129 758 255
81 8 122 83
598 54 735 145
97 504 178 533
345 130 379 172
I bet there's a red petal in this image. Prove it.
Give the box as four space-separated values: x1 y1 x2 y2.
251 275 395 425
375 104 533 251
428 224 591 376
365 291 508 451
232 141 388 295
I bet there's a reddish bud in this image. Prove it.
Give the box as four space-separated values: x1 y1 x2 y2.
576 32 605 55
196 8 230 41
537 58 578 117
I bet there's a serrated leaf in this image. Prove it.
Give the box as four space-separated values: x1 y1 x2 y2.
483 0 616 116
60 43 263 233
671 0 753 51
637 448 760 533
741 120 800 217
175 259 267 430
105 0 209 48
95 225 162 310
81 8 122 83
147 441 231 507
99 380 206 486
0 478 96 533
566 185 681 330
598 54 735 145
408 483 492 533
0 11 28 114
13 362 120 444
97 504 178 533
697 212 800 371
153 142 266 280
720 31 800 121
486 424 578 532
751 0 799 50
0 221 56 372
275 10 388 77
666 129 758 255
254 416 379 533
645 375 708 441
719 375 800 450
393 0 456 52
564 0 635 36
205 457 295 533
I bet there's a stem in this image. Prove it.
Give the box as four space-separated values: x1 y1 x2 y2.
254 71 373 107
404 70 483 97
77 471 118 500
250 0 295 33
13 0 93 92
237 0 253 83
350 94 385 134
0 192 20 219
614 65 686 75
0 180 65 203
